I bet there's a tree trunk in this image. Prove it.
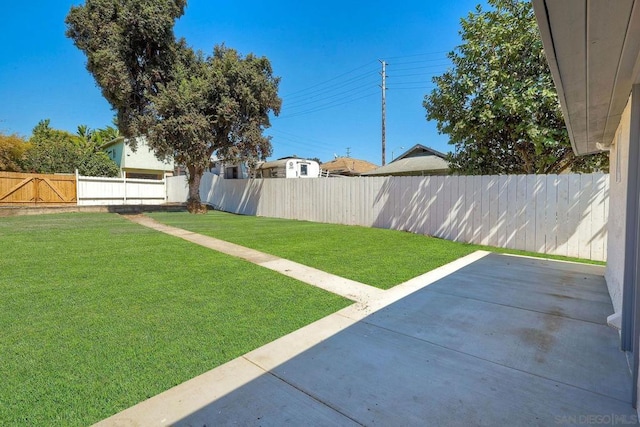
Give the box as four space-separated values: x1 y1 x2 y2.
186 164 207 214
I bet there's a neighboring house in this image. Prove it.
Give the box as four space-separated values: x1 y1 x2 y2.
320 157 378 177
209 158 252 179
256 157 320 178
533 0 640 410
362 144 449 176
102 137 174 180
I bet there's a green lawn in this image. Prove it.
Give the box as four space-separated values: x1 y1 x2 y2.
0 213 350 426
150 210 604 290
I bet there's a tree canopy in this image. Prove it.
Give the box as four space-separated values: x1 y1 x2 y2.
76 123 120 147
0 133 30 172
66 0 281 212
423 0 608 175
21 119 119 177
66 0 186 138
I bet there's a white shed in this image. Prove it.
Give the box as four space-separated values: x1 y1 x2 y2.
257 158 320 178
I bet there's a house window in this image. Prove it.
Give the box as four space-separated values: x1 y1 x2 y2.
225 167 239 179
300 164 308 176
127 172 160 180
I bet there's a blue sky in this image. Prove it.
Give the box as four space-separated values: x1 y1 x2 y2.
1 0 486 165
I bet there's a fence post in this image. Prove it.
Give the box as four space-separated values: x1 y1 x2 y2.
75 169 79 206
163 173 168 203
123 172 127 205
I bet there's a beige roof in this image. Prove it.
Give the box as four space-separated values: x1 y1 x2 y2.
361 144 449 176
320 157 378 175
362 156 449 176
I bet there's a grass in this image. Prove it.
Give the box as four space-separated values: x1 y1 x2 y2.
149 211 477 289
149 211 603 290
0 213 350 426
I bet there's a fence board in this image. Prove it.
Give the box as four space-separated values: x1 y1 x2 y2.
591 174 607 261
556 175 570 257
0 172 76 205
192 172 610 261
545 175 558 254
578 174 594 260
448 176 458 241
567 175 582 258
77 175 166 206
463 176 474 243
488 176 500 247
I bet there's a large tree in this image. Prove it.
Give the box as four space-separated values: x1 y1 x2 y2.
147 45 280 211
424 0 608 175
66 0 185 138
66 0 281 212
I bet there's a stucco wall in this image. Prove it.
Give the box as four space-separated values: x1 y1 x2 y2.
104 142 124 169
605 94 632 316
124 137 174 172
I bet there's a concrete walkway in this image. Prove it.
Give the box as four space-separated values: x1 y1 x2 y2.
125 214 385 308
99 216 636 426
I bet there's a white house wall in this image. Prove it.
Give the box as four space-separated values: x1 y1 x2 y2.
123 138 174 172
605 95 632 316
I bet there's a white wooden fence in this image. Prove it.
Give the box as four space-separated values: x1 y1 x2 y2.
167 172 609 261
77 174 167 206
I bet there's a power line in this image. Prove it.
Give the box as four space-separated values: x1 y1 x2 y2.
391 64 451 72
268 132 329 151
390 58 451 66
285 73 373 104
390 72 445 78
383 50 450 60
270 129 329 147
277 91 379 120
389 79 436 84
281 60 378 98
272 54 447 120
389 86 436 91
284 84 379 112
283 69 378 102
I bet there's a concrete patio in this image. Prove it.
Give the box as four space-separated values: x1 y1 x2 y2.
97 252 636 426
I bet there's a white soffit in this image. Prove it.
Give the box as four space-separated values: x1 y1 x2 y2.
533 0 640 155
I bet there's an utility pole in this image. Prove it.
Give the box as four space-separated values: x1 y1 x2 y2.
379 59 387 166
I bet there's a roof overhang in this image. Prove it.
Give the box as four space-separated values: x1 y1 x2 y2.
532 0 640 155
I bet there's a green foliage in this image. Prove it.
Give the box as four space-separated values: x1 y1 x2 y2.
79 150 120 177
424 0 609 174
76 124 120 147
0 133 30 172
66 1 281 211
66 0 186 137
22 119 119 177
148 45 281 200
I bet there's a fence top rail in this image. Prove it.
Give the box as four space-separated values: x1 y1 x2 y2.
78 175 165 184
0 171 75 179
